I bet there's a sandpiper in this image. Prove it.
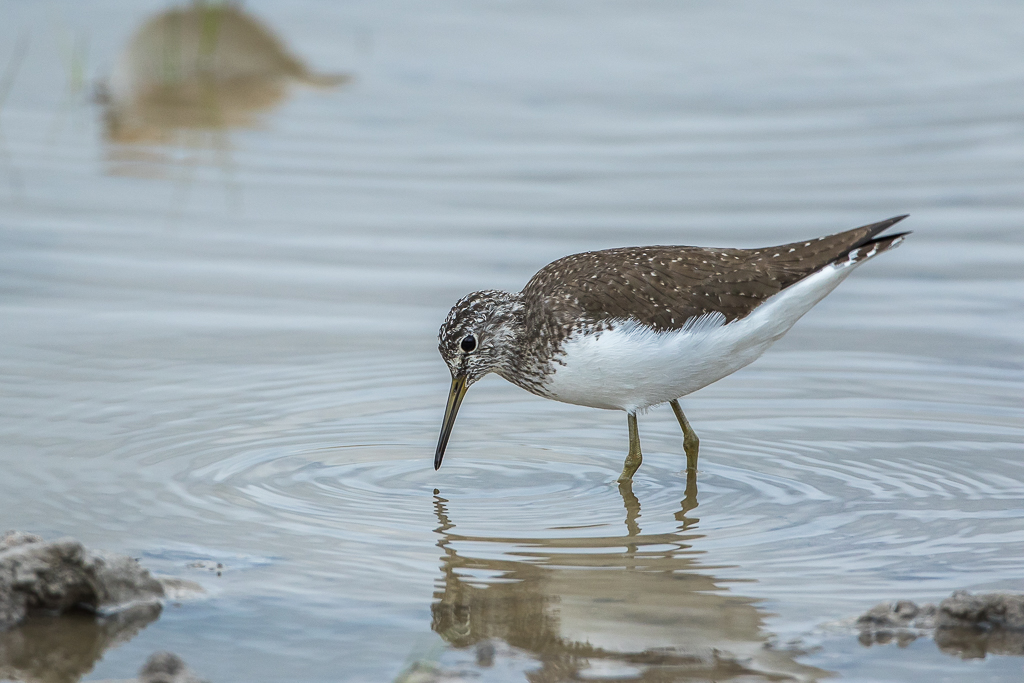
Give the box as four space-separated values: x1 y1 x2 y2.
435 216 909 481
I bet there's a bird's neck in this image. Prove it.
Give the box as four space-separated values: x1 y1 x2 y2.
488 291 557 393
477 291 528 376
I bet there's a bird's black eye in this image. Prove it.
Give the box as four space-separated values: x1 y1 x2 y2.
460 334 477 353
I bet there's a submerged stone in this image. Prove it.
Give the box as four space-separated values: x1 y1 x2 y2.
0 531 165 631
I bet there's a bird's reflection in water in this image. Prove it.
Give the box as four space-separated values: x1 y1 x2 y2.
430 473 825 682
101 2 347 177
0 603 161 683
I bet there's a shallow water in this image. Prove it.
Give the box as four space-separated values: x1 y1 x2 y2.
1 1 1023 681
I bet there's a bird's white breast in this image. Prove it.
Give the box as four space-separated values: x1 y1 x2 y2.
540 259 864 412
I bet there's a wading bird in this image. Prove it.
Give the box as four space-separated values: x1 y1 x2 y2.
435 216 908 481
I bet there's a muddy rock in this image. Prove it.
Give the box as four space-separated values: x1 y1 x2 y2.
857 590 1024 658
0 531 165 631
0 532 45 551
937 590 1024 630
139 651 207 683
934 591 1024 658
856 600 936 648
856 599 937 631
103 3 347 145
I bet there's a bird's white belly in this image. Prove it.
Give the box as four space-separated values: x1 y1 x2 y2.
541 261 859 412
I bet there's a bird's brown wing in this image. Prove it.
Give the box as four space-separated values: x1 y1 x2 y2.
522 216 908 335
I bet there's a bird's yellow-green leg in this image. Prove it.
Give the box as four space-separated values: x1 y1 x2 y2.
618 412 643 482
670 399 699 472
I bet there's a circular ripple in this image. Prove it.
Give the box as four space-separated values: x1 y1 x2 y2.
82 349 1023 604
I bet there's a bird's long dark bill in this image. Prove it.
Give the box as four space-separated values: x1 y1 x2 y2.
434 374 468 470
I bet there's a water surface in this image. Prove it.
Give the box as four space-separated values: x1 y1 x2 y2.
0 1 1022 681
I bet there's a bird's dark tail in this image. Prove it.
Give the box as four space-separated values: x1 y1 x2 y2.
769 215 910 287
843 215 911 264
850 214 910 244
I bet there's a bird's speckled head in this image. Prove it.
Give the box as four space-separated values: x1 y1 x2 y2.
434 289 524 471
438 289 524 386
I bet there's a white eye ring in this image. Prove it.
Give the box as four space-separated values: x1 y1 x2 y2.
460 334 477 353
